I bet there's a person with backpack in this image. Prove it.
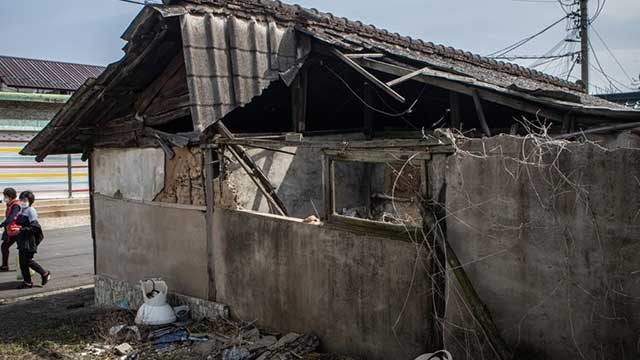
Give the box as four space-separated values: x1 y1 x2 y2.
0 187 21 271
15 191 50 289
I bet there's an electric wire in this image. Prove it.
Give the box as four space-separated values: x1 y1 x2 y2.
588 38 629 92
486 15 570 58
591 25 634 83
323 64 426 118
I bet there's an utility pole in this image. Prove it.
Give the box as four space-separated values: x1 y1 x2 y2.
579 0 589 92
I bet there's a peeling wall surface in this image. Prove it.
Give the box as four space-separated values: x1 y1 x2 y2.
93 148 165 201
212 208 432 360
94 194 208 299
155 147 205 206
444 135 640 359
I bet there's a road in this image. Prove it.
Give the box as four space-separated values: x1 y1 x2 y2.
0 225 93 302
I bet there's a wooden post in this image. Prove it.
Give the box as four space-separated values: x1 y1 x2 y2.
472 90 491 137
363 82 374 139
203 146 217 301
321 155 335 220
291 66 308 133
449 92 462 130
87 152 97 275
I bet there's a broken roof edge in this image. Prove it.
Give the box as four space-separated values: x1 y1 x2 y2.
164 0 584 93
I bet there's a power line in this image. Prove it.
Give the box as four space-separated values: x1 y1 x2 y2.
489 51 579 60
591 25 634 83
587 38 633 92
486 15 570 57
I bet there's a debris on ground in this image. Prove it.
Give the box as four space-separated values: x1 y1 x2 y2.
0 288 355 360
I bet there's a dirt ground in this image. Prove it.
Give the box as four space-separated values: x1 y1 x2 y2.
0 288 356 360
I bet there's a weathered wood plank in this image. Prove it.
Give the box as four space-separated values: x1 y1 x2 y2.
291 65 308 133
472 90 492 137
331 48 406 103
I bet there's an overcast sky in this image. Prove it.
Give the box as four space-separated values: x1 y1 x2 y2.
0 0 638 94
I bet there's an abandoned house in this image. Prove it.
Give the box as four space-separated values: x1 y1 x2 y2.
21 1 640 359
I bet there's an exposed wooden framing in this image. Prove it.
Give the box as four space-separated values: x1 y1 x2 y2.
363 83 374 139
386 66 429 87
555 120 640 139
321 155 335 220
203 147 216 301
331 48 406 104
357 58 575 125
216 137 455 153
291 65 308 133
323 149 431 163
344 53 385 59
472 90 492 137
449 92 462 130
227 145 286 217
135 52 185 115
145 107 191 126
35 28 173 162
213 120 289 216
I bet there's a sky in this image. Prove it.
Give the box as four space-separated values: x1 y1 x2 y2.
0 0 638 94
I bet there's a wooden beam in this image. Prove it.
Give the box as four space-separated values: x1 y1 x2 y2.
472 90 492 137
363 83 374 139
449 92 462 130
135 52 184 115
331 48 406 103
144 106 191 126
555 120 640 139
291 65 308 133
212 120 289 216
344 53 385 59
322 155 335 220
386 66 429 87
203 147 216 301
357 58 572 124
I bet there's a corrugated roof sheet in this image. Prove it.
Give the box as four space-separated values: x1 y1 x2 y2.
0 55 105 91
181 13 307 131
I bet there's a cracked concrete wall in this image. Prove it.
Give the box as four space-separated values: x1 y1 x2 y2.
443 135 640 360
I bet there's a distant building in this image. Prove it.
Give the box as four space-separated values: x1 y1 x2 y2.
0 55 103 198
596 91 640 110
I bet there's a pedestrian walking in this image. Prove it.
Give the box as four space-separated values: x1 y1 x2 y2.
15 191 50 288
0 187 21 271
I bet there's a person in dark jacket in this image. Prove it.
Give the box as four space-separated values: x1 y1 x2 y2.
15 191 50 289
0 187 20 271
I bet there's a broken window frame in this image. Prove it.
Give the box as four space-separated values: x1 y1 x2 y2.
321 148 430 238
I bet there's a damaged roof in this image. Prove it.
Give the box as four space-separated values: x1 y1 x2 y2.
21 0 640 159
0 55 104 91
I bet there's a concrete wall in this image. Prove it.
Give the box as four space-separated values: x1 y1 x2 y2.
212 207 433 360
444 135 640 359
93 148 165 201
94 194 208 299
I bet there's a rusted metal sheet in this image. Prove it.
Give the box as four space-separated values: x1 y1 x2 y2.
181 13 309 131
0 55 104 91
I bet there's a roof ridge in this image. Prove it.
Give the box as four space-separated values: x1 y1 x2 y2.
0 55 106 70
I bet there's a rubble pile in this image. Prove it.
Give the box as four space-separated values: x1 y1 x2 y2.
90 309 352 360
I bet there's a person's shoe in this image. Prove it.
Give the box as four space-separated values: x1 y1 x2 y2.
0 266 9 272
41 272 51 286
16 282 33 289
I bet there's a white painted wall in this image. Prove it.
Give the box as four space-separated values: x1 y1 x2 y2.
93 148 164 201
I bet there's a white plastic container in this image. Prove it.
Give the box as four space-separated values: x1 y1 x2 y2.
134 279 176 325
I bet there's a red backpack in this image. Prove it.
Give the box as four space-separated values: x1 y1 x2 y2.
5 199 21 237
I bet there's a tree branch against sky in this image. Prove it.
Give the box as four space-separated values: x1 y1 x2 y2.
0 0 637 93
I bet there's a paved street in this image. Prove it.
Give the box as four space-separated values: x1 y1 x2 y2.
0 225 93 302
